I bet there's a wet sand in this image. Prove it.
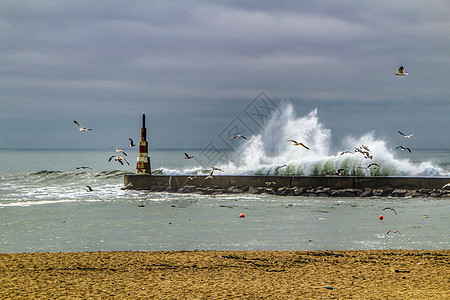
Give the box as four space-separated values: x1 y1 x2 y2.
1 250 448 299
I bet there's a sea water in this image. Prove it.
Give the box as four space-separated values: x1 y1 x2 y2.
1 104 449 253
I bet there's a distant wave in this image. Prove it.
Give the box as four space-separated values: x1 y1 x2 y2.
16 170 133 182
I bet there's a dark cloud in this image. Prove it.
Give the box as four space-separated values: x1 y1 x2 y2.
0 1 448 149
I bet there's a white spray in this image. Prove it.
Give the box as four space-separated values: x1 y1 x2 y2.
163 102 446 176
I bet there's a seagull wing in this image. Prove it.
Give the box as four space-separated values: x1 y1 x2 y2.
74 120 83 129
398 131 406 137
299 143 310 150
108 156 116 162
406 147 411 153
123 157 130 165
383 207 398 215
287 140 298 144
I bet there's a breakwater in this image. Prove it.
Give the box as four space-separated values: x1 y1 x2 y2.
124 175 449 197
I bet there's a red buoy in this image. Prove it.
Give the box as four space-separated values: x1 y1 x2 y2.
239 213 245 218
379 215 384 220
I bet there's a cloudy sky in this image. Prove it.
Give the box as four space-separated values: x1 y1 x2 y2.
1 0 449 151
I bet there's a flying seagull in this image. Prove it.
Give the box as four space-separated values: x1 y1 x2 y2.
230 135 247 142
128 138 136 147
86 186 93 192
287 140 310 150
184 153 194 159
335 168 345 176
73 120 92 132
211 167 224 172
76 166 92 170
396 146 411 153
395 66 408 76
340 151 353 155
112 147 127 156
108 155 130 166
383 207 398 215
276 164 287 172
355 148 372 159
398 131 415 138
386 230 401 235
205 170 214 180
358 163 380 170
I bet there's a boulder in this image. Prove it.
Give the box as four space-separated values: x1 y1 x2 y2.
293 187 305 196
391 189 407 197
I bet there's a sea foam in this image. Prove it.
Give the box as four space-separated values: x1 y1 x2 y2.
162 102 446 176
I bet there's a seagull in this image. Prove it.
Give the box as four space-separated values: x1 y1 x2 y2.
396 146 411 153
76 166 92 170
386 230 401 235
86 186 93 192
73 120 92 132
230 135 247 142
187 176 197 180
335 168 345 176
340 151 353 155
383 207 398 215
395 66 408 76
398 131 415 138
358 163 380 170
112 147 127 156
108 155 130 166
211 167 224 172
276 164 287 171
128 138 136 147
355 148 372 159
184 153 194 159
287 140 310 150
205 170 214 180
361 145 370 152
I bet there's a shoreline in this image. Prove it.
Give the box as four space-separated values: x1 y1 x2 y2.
1 249 448 299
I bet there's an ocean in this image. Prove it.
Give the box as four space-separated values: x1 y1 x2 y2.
0 148 448 253
1 103 448 253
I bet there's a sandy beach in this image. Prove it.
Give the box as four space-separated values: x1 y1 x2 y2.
0 250 448 299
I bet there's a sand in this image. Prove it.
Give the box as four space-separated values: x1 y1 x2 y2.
0 250 448 299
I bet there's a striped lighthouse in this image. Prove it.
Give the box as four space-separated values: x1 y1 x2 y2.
136 112 151 175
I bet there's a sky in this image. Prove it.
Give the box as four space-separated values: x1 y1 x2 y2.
0 0 449 151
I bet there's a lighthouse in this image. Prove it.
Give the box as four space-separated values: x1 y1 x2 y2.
136 112 151 175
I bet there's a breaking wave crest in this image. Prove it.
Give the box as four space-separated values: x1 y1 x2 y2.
159 102 446 177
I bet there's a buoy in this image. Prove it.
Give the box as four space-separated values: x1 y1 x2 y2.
239 213 245 218
379 215 383 220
